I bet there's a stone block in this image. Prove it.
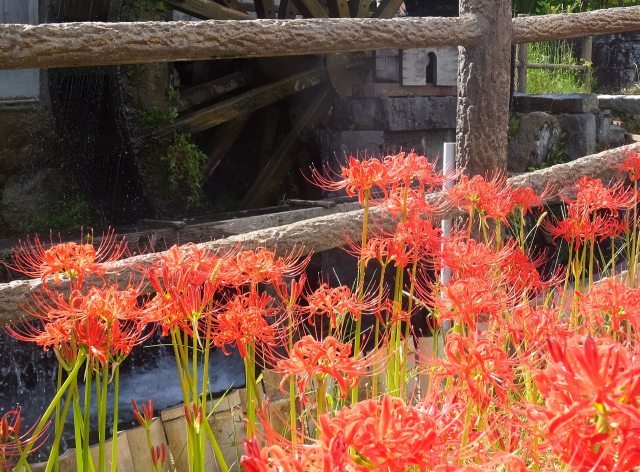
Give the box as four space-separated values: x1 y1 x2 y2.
317 130 385 170
513 93 599 114
380 97 456 130
383 130 455 162
557 113 596 161
507 112 561 172
598 95 640 116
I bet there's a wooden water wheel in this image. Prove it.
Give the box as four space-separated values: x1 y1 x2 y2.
129 0 411 213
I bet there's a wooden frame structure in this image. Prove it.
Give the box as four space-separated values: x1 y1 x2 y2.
0 3 639 324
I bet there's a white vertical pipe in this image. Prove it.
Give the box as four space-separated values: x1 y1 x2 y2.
440 142 455 332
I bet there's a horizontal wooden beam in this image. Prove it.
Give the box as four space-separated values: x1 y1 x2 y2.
1 142 638 326
0 16 481 70
515 61 588 71
176 69 252 112
512 5 640 44
153 67 325 136
166 0 251 20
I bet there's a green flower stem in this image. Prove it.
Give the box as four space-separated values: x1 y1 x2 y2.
351 188 371 404
111 364 120 472
82 362 93 472
14 352 87 471
44 386 74 472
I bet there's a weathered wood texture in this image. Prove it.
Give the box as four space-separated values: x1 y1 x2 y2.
456 0 512 177
0 16 481 70
1 142 638 326
166 0 251 20
513 6 640 44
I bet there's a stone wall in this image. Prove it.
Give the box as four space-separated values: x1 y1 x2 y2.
508 93 626 173
593 31 640 90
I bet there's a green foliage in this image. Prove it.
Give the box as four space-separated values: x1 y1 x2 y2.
140 106 178 128
526 41 592 94
508 116 521 138
166 83 181 103
25 194 100 234
527 133 569 171
133 0 168 12
161 133 208 208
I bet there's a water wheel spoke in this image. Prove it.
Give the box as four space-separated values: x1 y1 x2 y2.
290 0 329 18
203 116 251 179
255 0 278 18
145 67 325 139
176 69 253 112
241 88 330 209
374 0 404 18
328 0 351 17
166 0 251 19
348 0 370 18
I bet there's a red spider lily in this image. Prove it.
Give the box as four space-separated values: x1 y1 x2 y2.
131 399 155 429
618 150 640 182
7 228 126 291
448 173 515 223
221 247 310 287
317 395 439 471
241 439 306 472
543 205 622 246
274 335 373 402
501 304 567 348
212 291 278 358
304 283 375 329
511 185 548 215
533 337 640 471
434 333 515 408
384 150 445 191
578 279 640 334
380 184 448 220
440 237 507 281
429 277 509 331
0 407 48 470
308 155 391 204
8 284 147 365
144 244 222 335
498 245 558 295
151 443 168 469
390 217 442 267
566 176 634 214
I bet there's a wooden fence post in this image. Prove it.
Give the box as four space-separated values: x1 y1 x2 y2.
456 0 513 177
580 35 593 89
516 14 529 93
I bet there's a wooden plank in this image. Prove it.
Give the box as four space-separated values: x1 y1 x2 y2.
203 115 250 178
254 0 277 18
349 0 370 18
516 42 528 93
290 0 329 17
328 0 351 18
362 82 456 97
241 88 329 209
166 0 251 20
515 61 588 71
176 69 252 112
374 0 404 19
164 67 325 135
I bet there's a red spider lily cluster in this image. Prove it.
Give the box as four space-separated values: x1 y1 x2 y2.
4 149 640 472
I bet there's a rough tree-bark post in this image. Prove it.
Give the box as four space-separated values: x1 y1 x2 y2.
456 0 512 177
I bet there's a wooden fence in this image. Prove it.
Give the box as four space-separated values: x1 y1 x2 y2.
0 3 638 322
515 29 593 93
